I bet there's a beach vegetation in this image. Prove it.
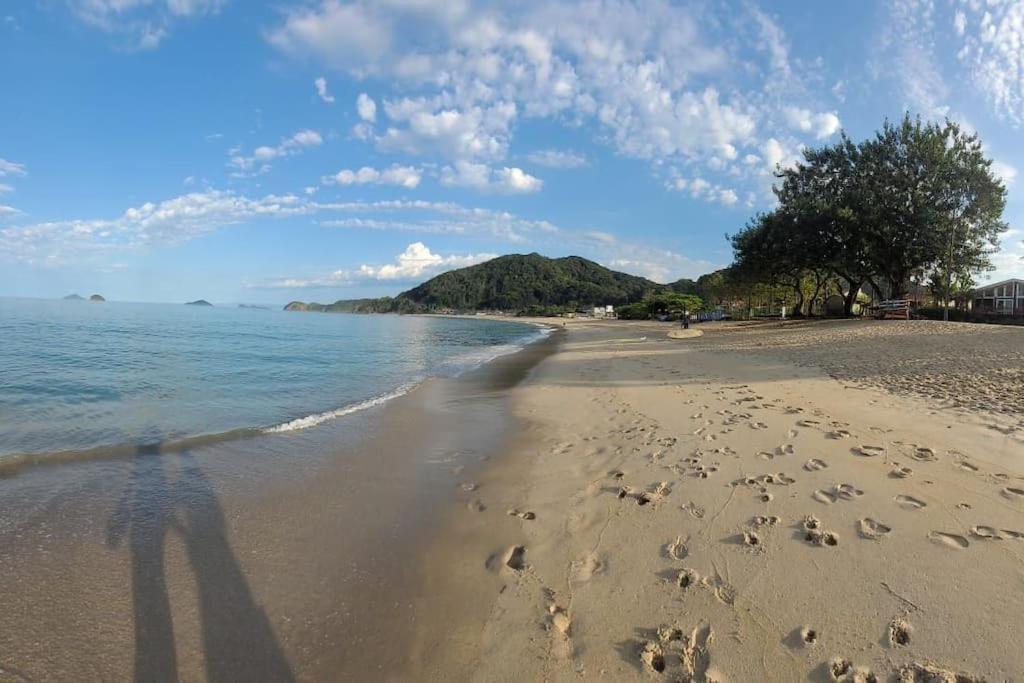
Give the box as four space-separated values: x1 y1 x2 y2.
727 114 1008 318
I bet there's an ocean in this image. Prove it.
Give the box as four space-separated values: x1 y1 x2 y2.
0 297 549 460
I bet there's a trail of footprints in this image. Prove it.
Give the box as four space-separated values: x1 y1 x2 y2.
495 383 1008 679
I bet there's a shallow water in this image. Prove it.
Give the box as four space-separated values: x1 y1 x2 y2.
0 298 545 458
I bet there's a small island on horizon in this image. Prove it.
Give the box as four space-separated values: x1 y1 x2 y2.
89 294 105 302
63 294 85 301
185 299 213 306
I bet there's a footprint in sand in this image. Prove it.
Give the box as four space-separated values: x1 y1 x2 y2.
803 515 821 531
804 458 828 472
814 484 862 504
800 626 818 646
666 536 688 560
827 429 852 440
506 509 536 520
752 515 780 527
742 531 762 549
504 546 527 570
836 483 863 500
639 640 666 673
888 618 912 647
1001 529 1024 539
681 501 706 519
928 531 969 549
571 553 604 582
1001 487 1024 500
549 606 571 636
827 657 876 682
805 529 840 547
895 494 927 510
676 567 700 589
857 518 892 540
969 525 1001 540
854 445 885 457
909 446 938 462
889 465 913 479
899 662 984 683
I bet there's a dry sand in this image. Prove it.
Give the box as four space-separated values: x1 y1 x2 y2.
408 318 1024 682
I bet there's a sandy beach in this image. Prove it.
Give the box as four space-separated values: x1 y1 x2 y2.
3 317 1023 681
407 318 1024 681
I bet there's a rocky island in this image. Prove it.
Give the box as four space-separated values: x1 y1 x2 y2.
185 299 213 306
89 294 105 302
63 294 85 301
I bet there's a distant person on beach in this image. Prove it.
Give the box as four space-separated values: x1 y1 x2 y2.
682 310 690 329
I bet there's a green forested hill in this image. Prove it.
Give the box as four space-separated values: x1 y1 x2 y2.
285 253 698 314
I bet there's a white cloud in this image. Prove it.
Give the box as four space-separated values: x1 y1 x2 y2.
358 241 495 280
957 1 1024 124
762 137 802 172
0 158 26 177
0 190 312 265
783 107 841 139
228 128 323 176
526 149 588 168
314 76 335 103
0 204 19 217
378 98 517 161
495 167 542 193
992 160 1018 187
0 184 11 195
953 10 967 37
323 165 422 189
440 161 542 193
264 242 498 287
665 173 740 207
266 0 845 202
67 0 224 49
356 93 376 122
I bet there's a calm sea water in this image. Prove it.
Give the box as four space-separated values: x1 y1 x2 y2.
0 298 547 458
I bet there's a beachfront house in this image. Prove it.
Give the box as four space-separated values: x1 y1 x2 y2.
971 279 1024 316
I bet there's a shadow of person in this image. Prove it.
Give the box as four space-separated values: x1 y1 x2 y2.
176 450 294 682
106 443 180 683
107 446 294 682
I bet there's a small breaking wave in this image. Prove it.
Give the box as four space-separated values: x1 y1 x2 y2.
262 382 420 434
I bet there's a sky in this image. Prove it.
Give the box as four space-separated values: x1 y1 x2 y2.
1 0 1022 305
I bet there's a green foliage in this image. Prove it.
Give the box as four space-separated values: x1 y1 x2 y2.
730 113 1008 317
284 254 685 315
647 293 704 319
615 302 651 320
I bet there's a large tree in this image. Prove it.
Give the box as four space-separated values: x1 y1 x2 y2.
738 114 1008 319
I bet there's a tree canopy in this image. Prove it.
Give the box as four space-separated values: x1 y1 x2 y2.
728 114 1008 317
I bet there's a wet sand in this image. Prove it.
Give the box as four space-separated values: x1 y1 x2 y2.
407 318 1024 681
0 331 559 682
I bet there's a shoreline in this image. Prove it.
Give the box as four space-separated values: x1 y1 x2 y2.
0 326 561 681
403 318 1024 680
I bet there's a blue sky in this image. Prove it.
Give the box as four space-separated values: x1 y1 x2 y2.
1 0 1022 304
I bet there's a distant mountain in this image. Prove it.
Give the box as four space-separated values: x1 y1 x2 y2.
63 293 85 301
284 298 381 313
238 304 270 310
185 299 213 306
89 294 105 302
285 253 697 314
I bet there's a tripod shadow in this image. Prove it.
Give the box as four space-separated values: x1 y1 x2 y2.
107 446 294 682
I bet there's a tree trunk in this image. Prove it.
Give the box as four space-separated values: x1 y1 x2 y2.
843 279 862 317
791 278 805 317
